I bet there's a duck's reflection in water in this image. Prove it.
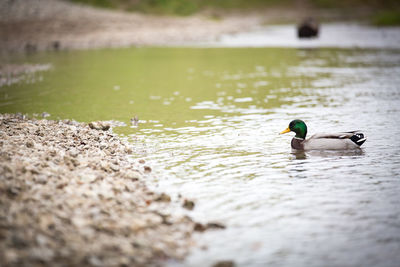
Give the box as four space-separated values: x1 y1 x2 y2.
287 149 365 178
291 149 364 160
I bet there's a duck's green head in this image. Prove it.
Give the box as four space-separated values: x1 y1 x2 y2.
280 119 307 139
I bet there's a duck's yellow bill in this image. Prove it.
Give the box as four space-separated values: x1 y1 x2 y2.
280 127 291 134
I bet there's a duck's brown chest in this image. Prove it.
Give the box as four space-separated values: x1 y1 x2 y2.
291 138 304 150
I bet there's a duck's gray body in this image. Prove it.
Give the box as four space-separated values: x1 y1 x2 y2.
291 131 366 150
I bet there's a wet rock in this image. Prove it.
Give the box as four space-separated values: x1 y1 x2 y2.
183 199 195 210
64 155 79 167
213 260 235 267
110 164 120 172
35 175 48 184
194 222 226 232
124 146 133 154
35 234 48 246
155 193 171 202
99 142 108 149
4 249 18 264
124 170 141 181
206 222 226 230
26 165 40 174
194 223 207 232
88 121 110 131
100 162 110 172
11 233 28 248
26 139 35 148
68 148 79 158
41 112 50 118
6 186 20 197
31 247 55 262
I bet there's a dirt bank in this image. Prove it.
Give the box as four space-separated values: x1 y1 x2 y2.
0 113 197 266
0 0 366 54
0 0 255 54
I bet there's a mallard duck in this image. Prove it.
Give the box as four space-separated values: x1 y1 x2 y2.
280 119 366 150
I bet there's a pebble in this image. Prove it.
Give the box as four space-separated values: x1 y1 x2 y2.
183 199 195 210
88 121 110 131
68 148 79 158
156 193 171 202
213 261 235 267
144 166 152 173
26 139 35 148
125 170 141 181
110 164 120 172
35 174 47 184
194 222 226 232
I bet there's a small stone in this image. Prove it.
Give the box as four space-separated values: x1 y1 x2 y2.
28 166 40 174
193 223 206 232
183 199 195 210
11 234 28 248
26 139 35 148
138 159 145 164
41 112 50 118
49 150 57 157
7 186 20 197
4 249 18 264
193 222 226 232
69 148 79 158
99 142 107 149
155 193 171 202
35 175 47 184
88 256 104 266
125 170 141 180
206 222 226 230
36 234 48 246
212 260 235 267
124 146 133 154
89 121 110 131
110 164 120 172
100 162 110 172
144 166 152 173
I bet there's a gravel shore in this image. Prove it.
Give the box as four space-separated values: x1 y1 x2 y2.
0 0 260 54
0 0 378 55
0 0 338 54
0 113 196 267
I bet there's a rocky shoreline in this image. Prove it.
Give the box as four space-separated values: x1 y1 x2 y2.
0 113 200 266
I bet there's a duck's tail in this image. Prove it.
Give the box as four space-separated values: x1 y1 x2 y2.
350 132 367 147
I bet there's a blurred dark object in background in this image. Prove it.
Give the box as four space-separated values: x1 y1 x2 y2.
297 18 319 38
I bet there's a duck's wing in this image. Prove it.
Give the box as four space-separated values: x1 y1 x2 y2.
304 131 366 150
310 131 359 139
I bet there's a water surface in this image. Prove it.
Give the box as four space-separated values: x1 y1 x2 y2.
203 23 400 49
1 40 400 267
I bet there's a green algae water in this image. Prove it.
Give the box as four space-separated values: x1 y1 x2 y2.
1 44 400 267
0 47 301 125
